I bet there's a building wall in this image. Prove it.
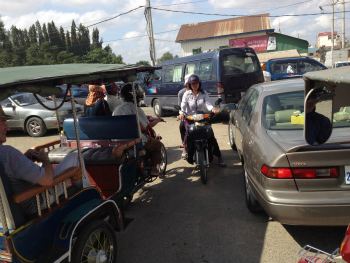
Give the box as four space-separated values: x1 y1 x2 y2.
180 32 266 56
317 35 341 48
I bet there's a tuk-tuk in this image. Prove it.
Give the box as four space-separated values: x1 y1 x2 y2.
297 66 350 262
0 63 160 263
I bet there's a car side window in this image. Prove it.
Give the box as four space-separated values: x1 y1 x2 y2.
173 65 183 82
242 89 259 123
199 60 215 81
238 88 254 112
185 63 197 76
303 60 324 72
164 66 174 83
0 98 11 107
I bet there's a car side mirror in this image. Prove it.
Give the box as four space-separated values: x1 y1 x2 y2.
304 87 334 145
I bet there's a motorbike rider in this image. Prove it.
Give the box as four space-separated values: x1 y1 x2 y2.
178 73 191 157
113 83 163 176
179 74 225 166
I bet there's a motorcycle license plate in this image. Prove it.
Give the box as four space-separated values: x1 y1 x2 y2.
345 166 350 184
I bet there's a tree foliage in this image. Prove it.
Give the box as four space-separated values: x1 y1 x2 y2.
0 19 124 67
157 51 174 64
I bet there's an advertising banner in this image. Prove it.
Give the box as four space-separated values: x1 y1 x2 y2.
229 35 272 52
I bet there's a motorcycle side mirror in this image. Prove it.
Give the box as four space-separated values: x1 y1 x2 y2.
304 87 334 145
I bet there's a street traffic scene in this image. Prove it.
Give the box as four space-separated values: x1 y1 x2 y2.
1 0 350 262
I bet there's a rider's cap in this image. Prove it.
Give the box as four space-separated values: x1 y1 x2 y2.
0 106 11 120
188 74 200 84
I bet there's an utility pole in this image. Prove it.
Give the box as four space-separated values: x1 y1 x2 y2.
342 0 346 48
145 0 156 66
331 0 335 67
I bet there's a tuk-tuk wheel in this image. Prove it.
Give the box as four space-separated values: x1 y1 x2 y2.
72 220 117 263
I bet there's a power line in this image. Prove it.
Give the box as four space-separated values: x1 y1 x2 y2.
154 0 207 7
263 0 314 12
151 6 350 17
103 29 179 43
85 6 144 28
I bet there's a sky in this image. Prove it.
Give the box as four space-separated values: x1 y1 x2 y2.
1 0 349 64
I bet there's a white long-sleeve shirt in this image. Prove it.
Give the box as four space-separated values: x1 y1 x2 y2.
181 90 213 115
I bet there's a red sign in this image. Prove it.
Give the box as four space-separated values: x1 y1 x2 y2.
229 35 268 53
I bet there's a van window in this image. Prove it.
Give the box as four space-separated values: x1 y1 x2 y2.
185 63 197 76
199 60 215 81
222 54 258 74
164 66 174 82
173 65 182 82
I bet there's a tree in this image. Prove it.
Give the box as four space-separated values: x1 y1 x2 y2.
91 28 102 49
135 60 151 66
70 20 78 54
35 21 44 45
28 25 37 44
82 46 123 64
157 51 174 64
42 24 49 43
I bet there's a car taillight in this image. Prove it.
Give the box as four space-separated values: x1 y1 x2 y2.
261 165 339 179
260 165 293 179
216 82 224 95
293 168 338 178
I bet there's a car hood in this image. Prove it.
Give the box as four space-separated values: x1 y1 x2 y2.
267 128 350 153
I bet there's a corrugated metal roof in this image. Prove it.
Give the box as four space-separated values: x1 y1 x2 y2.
318 32 338 37
176 14 271 42
258 49 301 63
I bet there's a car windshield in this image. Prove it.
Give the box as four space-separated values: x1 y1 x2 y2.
10 93 46 106
263 91 350 130
222 53 259 74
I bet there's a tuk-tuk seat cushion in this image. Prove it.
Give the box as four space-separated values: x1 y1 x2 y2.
63 115 139 141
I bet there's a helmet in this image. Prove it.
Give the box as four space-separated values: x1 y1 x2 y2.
188 74 200 84
120 83 143 103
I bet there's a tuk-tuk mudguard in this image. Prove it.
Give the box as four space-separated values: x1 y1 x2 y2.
7 188 120 263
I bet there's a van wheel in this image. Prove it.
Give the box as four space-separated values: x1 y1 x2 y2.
244 169 262 213
153 99 164 117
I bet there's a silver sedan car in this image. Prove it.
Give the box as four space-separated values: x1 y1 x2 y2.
0 93 83 137
229 78 350 225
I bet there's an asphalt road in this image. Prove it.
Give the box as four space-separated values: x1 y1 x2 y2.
5 107 346 263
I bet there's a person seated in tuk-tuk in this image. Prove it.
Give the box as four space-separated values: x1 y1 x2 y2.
103 82 121 113
112 83 163 176
85 84 111 116
0 106 81 214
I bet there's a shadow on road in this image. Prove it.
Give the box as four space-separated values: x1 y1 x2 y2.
285 225 346 253
118 146 269 263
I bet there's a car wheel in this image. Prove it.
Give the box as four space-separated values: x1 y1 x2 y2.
153 99 164 117
26 117 47 137
244 168 262 213
72 220 117 263
228 120 237 150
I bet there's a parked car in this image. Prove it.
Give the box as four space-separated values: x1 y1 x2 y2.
262 57 327 81
334 61 350 68
56 84 89 105
0 92 83 137
144 47 264 117
228 78 350 225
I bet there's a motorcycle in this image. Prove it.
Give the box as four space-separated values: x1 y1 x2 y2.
185 112 214 184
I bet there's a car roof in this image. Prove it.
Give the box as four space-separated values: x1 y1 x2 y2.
253 78 304 95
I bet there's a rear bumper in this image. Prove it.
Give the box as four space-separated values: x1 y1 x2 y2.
262 201 350 226
254 187 350 226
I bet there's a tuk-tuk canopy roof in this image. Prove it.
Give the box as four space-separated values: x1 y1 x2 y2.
0 63 157 89
304 67 350 84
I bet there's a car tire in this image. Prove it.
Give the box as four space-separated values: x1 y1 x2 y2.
244 168 262 213
228 120 237 150
26 117 47 137
72 220 117 263
153 99 164 117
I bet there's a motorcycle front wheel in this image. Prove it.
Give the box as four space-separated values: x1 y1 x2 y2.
197 149 208 184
